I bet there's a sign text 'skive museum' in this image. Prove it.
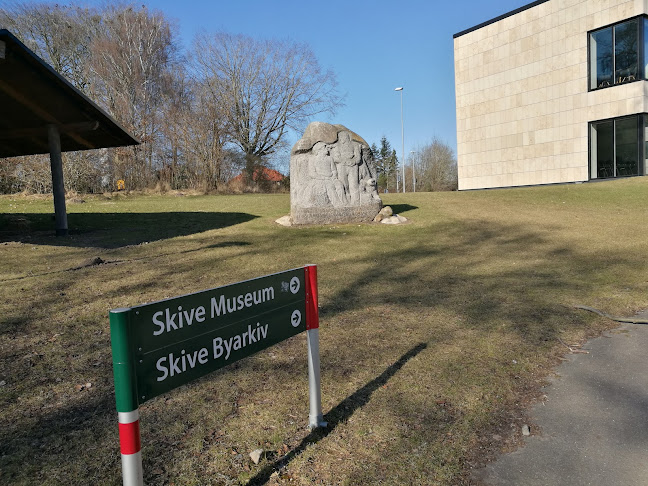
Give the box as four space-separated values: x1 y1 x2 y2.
454 0 648 190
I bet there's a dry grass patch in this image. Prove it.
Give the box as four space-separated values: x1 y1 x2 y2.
1 179 647 485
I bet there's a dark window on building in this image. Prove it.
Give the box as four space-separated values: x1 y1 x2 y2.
615 20 638 83
589 18 643 90
590 115 644 179
590 28 613 88
591 121 614 178
644 18 648 80
616 117 640 176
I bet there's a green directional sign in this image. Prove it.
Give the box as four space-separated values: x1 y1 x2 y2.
111 267 308 404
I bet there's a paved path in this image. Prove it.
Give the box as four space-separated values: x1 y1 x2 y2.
475 315 648 486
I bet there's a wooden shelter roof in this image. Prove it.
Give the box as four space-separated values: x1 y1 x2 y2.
0 29 138 158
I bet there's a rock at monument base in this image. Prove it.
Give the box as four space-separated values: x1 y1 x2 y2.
290 122 382 225
380 214 408 224
374 206 407 224
275 215 292 226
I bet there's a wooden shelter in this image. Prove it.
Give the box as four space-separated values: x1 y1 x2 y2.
0 29 138 235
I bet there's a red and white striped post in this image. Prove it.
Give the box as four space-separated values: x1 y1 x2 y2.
304 264 326 429
118 409 143 485
110 308 144 486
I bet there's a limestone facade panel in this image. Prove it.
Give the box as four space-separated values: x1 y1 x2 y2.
454 0 647 190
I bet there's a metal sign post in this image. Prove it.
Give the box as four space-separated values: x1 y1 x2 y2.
304 265 326 429
109 265 323 485
110 307 143 486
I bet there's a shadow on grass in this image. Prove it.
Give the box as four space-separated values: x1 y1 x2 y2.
246 342 427 485
0 390 118 480
316 218 633 348
0 211 258 248
0 240 253 283
388 204 418 214
1 211 644 483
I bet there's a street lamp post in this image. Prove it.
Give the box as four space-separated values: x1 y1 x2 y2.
394 87 404 193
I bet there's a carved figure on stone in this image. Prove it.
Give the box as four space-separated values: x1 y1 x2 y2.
331 131 362 204
290 122 382 224
302 142 346 206
358 146 378 204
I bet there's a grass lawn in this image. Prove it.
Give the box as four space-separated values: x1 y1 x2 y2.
1 178 647 485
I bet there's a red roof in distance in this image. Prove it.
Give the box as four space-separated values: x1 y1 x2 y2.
231 166 285 183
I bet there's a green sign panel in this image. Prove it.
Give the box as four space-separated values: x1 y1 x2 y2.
112 267 307 403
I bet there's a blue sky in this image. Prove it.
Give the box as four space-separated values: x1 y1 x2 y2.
106 0 529 168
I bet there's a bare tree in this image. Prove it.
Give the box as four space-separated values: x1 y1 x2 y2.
185 83 229 190
414 139 458 192
191 33 342 181
0 3 179 192
158 65 191 189
158 66 230 191
0 2 107 193
1 155 52 193
0 2 101 91
87 4 178 187
1 3 340 194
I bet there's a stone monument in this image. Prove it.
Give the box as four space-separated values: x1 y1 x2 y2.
290 122 382 224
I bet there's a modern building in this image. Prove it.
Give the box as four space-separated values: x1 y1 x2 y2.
454 0 648 190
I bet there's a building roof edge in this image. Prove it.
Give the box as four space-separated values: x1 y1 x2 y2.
453 0 551 39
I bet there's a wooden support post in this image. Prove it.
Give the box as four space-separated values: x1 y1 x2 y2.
47 124 68 236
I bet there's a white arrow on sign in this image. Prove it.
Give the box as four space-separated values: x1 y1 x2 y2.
290 276 300 294
291 309 302 327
